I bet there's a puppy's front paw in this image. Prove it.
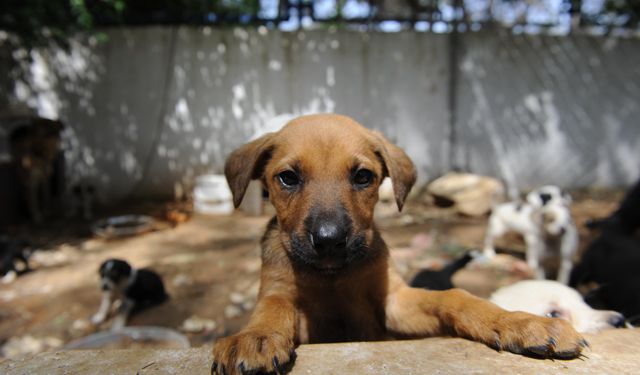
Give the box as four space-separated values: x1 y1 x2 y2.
492 312 587 359
211 330 295 375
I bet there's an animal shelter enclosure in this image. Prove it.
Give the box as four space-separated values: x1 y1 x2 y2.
1 0 640 374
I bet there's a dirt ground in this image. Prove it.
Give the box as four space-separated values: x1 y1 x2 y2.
0 189 622 358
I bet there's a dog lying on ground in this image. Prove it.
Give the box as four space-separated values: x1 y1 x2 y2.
490 280 626 333
211 114 586 375
410 251 477 291
483 186 578 284
91 258 168 330
571 179 640 325
0 236 31 283
570 230 640 325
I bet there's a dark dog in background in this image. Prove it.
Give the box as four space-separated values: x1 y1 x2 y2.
571 178 640 325
0 236 31 283
586 178 640 235
410 251 477 291
91 258 168 330
9 118 64 223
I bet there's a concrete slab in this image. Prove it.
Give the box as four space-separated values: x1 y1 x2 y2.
2 328 638 374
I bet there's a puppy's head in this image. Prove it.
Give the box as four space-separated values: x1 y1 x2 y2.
225 114 416 274
541 204 572 236
99 258 133 291
490 280 626 333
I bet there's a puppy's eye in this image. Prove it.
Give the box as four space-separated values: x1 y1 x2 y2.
278 171 300 188
546 310 562 318
353 169 374 188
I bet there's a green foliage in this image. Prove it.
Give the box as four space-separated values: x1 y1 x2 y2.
0 0 126 49
0 0 267 49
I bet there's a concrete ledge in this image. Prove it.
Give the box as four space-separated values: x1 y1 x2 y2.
2 329 638 374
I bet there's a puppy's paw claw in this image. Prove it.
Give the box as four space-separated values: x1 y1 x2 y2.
211 331 295 375
493 312 585 360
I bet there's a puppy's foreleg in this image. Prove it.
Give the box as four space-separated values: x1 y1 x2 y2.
524 233 545 279
483 219 504 258
212 294 297 375
386 286 586 359
557 227 578 284
91 291 113 325
110 298 134 331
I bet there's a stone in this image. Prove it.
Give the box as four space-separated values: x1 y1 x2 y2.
427 172 506 216
2 329 639 374
180 316 217 333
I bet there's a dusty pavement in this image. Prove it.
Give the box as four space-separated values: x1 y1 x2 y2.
0 189 623 358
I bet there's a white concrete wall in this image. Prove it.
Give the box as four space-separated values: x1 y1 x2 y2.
2 27 639 202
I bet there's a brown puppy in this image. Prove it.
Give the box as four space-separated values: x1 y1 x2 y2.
212 114 586 375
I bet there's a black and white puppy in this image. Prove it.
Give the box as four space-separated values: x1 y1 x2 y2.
91 258 168 330
1 236 31 283
484 186 578 284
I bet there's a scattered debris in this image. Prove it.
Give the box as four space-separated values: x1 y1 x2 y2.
1 335 62 358
30 245 79 268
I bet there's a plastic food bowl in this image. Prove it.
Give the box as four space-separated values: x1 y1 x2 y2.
63 326 190 350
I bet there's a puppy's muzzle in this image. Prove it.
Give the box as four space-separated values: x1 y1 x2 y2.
288 207 372 273
309 219 348 256
608 313 626 329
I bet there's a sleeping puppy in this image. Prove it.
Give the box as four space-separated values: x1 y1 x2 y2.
410 251 477 291
490 280 626 333
91 258 168 330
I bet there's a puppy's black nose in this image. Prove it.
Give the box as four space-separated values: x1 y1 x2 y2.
309 220 348 255
540 193 552 205
609 314 626 328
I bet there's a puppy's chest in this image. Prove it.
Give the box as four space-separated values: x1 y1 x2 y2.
296 291 387 344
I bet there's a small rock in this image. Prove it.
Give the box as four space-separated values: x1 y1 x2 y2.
224 305 243 319
229 292 246 305
181 316 217 333
1 335 62 358
172 274 192 288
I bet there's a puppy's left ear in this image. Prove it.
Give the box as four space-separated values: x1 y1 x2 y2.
225 133 276 208
370 131 416 211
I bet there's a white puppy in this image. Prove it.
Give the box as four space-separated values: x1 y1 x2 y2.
490 280 625 333
483 186 578 283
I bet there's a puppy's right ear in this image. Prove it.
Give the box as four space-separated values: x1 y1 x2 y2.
224 133 276 208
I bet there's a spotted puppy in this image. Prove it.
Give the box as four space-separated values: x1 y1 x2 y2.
91 258 168 330
483 186 578 284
